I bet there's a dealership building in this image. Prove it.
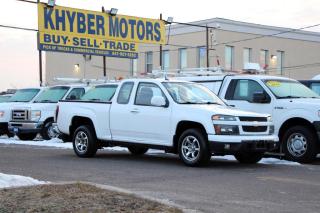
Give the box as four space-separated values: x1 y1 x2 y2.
45 18 320 85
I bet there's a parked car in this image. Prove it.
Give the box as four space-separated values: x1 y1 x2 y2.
0 94 12 103
56 78 278 167
177 73 320 163
299 80 320 95
8 85 89 141
0 87 45 137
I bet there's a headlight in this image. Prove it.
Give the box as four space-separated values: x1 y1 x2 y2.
0 111 4 118
214 125 239 135
30 110 41 122
212 114 237 121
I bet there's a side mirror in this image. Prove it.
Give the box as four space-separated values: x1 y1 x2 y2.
252 92 268 103
151 96 167 107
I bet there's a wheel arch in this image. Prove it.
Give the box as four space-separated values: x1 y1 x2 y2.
69 116 96 138
279 117 317 141
173 120 208 153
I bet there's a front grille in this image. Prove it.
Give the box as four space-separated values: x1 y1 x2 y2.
239 116 267 122
12 110 29 121
242 126 268 132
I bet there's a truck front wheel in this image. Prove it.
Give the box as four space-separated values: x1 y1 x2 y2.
178 129 211 167
234 152 263 164
41 121 58 140
128 146 148 155
282 125 318 163
73 125 97 158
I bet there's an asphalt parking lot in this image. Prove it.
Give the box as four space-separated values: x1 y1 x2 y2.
1 143 320 213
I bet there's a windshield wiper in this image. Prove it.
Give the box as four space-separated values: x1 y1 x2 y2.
38 100 55 103
180 101 199 104
88 98 101 101
278 96 302 99
199 101 221 105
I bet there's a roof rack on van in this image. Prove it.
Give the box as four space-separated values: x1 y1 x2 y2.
53 77 118 85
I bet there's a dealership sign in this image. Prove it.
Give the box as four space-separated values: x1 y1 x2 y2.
38 3 165 59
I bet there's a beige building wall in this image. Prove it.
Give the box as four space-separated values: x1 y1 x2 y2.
45 18 320 84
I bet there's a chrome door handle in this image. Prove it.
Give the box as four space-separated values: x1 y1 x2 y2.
130 109 140 113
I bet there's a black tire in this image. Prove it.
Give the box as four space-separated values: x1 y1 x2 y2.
59 134 72 143
282 125 318 163
73 125 97 158
17 133 37 141
234 152 263 164
6 132 14 138
41 121 57 140
128 146 148 155
178 128 211 167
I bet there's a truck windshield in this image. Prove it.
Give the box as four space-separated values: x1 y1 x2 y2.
0 95 11 103
81 85 118 102
34 86 70 103
264 79 319 99
163 82 225 105
9 89 40 102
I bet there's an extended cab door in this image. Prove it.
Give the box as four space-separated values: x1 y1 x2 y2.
221 78 274 115
110 82 171 146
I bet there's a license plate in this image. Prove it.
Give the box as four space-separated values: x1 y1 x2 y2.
13 128 19 133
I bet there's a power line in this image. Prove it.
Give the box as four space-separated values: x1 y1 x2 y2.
0 24 37 32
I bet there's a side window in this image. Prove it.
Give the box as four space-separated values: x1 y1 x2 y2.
311 83 320 95
228 80 269 102
66 88 85 100
135 83 166 106
117 82 134 104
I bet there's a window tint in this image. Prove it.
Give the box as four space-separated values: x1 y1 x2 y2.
311 83 320 95
231 80 269 102
66 88 85 100
9 89 40 102
81 85 118 102
117 82 134 104
135 83 165 106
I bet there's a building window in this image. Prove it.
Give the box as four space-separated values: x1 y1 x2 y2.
145 51 153 73
277 51 284 74
130 59 138 76
179 48 187 69
162 50 170 70
243 48 252 68
259 49 269 70
198 46 206 68
225 46 234 70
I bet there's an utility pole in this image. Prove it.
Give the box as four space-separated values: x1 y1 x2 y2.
37 0 42 86
159 13 163 69
102 7 107 78
206 25 209 68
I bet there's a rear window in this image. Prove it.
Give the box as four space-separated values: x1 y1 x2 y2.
81 85 118 102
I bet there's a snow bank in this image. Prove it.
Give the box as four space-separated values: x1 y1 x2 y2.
0 173 47 189
212 155 301 166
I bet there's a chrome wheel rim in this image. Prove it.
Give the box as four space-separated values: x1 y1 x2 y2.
47 125 58 139
182 136 200 162
287 133 307 157
75 131 89 154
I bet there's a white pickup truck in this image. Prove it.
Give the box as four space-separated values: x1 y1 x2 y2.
8 85 89 141
57 78 278 166
0 87 44 137
179 74 320 163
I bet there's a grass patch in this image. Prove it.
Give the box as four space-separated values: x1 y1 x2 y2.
0 183 182 213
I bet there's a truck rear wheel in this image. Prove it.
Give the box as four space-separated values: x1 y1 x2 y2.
128 146 148 155
234 152 263 164
282 125 318 163
17 133 37 141
178 128 211 167
73 125 97 158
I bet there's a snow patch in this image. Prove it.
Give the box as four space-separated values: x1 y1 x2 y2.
212 155 301 166
0 173 47 189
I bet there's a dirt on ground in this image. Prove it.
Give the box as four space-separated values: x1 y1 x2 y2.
0 183 182 213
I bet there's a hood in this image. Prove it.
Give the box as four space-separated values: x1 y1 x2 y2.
12 103 57 111
278 98 320 109
182 104 270 117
